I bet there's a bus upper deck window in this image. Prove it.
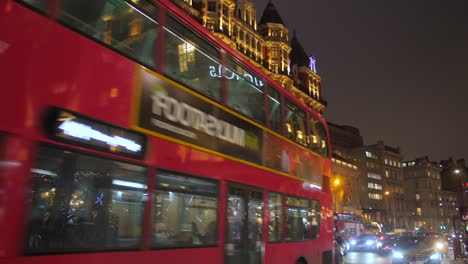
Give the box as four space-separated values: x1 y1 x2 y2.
163 16 222 102
226 57 265 124
59 0 159 68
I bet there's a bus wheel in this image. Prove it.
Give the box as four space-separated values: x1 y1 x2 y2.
295 257 307 264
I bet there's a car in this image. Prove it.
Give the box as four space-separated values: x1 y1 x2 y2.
378 233 397 255
349 233 380 252
392 236 441 264
415 232 449 257
430 237 449 257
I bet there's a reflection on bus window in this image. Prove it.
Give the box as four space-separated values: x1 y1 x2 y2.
285 196 320 241
226 58 265 124
25 146 147 254
163 16 222 101
268 192 283 242
284 100 307 146
58 0 159 68
309 117 328 157
268 87 282 133
153 171 218 247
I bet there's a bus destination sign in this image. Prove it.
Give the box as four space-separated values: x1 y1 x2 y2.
45 107 146 159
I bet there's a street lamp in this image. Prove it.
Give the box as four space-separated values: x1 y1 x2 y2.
385 191 396 231
334 179 340 213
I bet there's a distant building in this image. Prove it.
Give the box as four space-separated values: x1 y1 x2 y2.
332 153 360 214
328 123 363 216
328 122 364 151
403 156 444 232
440 190 459 232
440 158 467 233
354 141 404 232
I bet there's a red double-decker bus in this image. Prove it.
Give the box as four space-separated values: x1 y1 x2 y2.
335 213 365 241
0 0 333 263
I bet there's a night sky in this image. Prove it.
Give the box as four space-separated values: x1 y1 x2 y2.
253 0 468 162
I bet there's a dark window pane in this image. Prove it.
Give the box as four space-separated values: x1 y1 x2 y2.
156 171 217 195
226 58 265 124
284 100 306 146
268 87 282 132
163 16 222 101
59 0 159 68
309 117 329 157
285 197 320 241
207 2 216 12
17 0 48 12
152 171 218 247
25 146 147 254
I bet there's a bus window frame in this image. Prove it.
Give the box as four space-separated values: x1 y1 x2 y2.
24 142 150 255
152 168 220 249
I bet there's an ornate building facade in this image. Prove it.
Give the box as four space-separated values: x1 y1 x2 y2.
171 0 327 113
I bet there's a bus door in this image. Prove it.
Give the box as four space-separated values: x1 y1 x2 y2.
225 185 263 264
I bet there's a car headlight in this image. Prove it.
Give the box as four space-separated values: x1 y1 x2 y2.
430 253 440 260
393 251 404 259
350 240 357 245
365 240 374 246
377 242 383 247
435 242 444 250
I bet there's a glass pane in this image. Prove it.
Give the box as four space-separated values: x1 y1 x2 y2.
17 0 48 12
284 100 306 146
267 87 282 133
226 58 265 124
309 200 321 239
268 193 282 242
225 188 262 264
309 117 328 157
25 146 147 254
225 194 244 256
247 192 263 264
285 197 310 241
286 196 309 207
163 16 222 101
156 171 217 195
152 172 218 247
59 0 159 68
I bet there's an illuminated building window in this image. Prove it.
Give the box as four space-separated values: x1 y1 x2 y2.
271 47 279 58
284 99 306 146
368 183 382 190
369 193 382 200
416 193 420 200
416 208 422 216
365 151 378 159
368 172 382 180
178 42 195 72
311 135 318 144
